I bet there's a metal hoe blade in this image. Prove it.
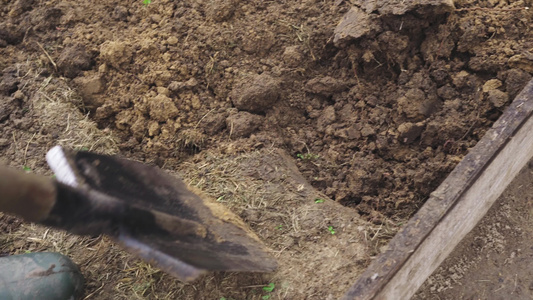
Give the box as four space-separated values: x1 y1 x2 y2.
44 146 277 281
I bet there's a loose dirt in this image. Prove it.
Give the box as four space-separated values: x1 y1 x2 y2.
1 0 532 298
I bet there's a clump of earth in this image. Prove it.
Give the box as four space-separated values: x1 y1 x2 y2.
0 0 532 298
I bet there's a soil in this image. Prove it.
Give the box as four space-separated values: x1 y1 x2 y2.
0 0 532 298
415 161 533 300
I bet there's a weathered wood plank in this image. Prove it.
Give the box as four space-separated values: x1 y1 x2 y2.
343 79 533 300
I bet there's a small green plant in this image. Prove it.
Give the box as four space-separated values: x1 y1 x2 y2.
275 224 283 230
22 166 31 172
296 153 319 160
314 198 324 203
327 226 336 235
262 282 275 299
142 0 151 5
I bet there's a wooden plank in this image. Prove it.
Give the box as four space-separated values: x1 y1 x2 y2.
342 79 533 300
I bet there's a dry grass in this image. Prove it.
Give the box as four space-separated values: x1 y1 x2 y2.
1 61 377 299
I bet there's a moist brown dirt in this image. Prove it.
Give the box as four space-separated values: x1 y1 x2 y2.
1 0 532 298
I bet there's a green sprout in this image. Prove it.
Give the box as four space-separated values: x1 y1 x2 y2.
296 153 319 160
275 225 283 230
143 0 151 5
263 282 275 292
314 198 324 203
262 283 275 299
22 166 31 172
327 226 336 235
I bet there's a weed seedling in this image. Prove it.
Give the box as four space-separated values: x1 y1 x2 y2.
296 153 319 160
275 225 283 230
22 166 31 172
142 0 151 5
314 198 324 203
327 226 336 235
262 282 275 299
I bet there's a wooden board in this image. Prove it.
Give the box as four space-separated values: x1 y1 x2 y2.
342 79 533 300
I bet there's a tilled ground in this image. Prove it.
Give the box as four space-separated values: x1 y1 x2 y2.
1 0 532 298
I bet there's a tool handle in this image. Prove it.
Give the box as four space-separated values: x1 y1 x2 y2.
0 165 56 222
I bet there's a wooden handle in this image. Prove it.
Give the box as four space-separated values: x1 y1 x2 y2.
0 166 56 222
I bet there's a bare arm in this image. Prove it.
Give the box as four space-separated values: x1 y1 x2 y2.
0 166 56 222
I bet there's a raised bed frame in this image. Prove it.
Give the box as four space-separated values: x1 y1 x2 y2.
343 79 533 300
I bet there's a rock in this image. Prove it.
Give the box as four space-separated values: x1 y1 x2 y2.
73 73 105 109
57 44 92 78
226 111 264 138
486 89 509 108
230 74 280 113
334 6 381 46
282 46 304 67
397 122 424 144
305 76 348 97
148 94 179 122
